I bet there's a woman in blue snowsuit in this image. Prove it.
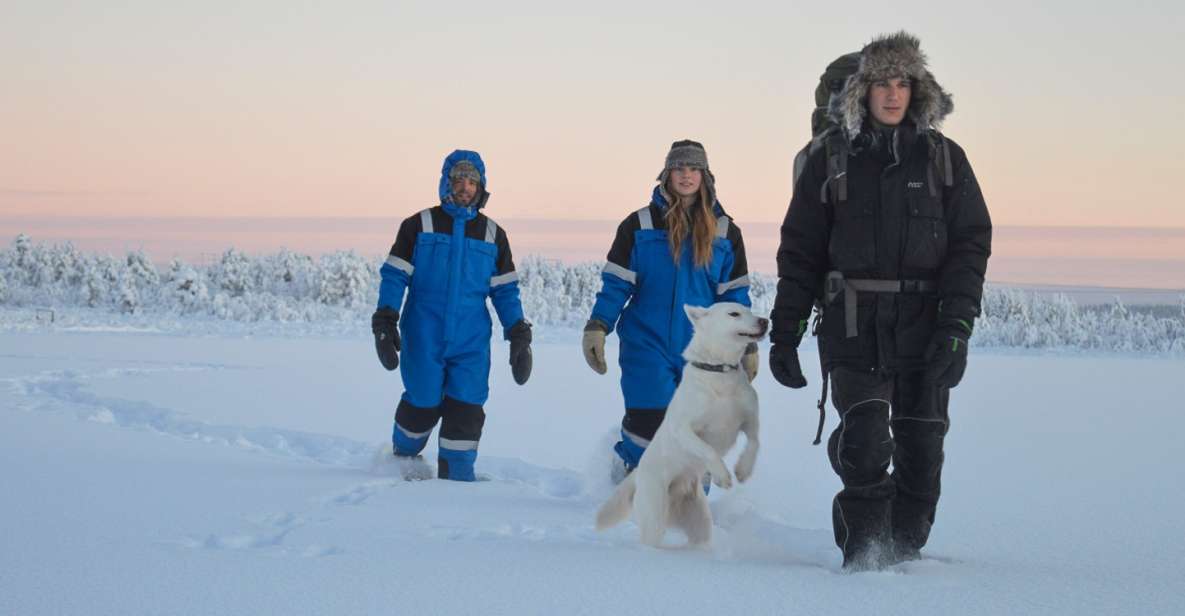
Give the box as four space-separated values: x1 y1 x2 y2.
582 140 755 476
371 150 532 481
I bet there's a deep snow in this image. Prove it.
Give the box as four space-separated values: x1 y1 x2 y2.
2 326 1183 615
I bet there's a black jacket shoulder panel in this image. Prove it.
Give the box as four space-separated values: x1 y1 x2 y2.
487 217 516 275
389 211 426 262
722 217 748 280
606 209 645 268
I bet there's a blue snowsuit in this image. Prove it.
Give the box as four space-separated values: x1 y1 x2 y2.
590 186 751 469
377 150 525 481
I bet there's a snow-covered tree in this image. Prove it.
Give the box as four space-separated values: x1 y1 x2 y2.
118 278 140 314
126 250 159 288
316 251 374 308
166 259 209 312
262 249 316 297
81 258 106 308
210 249 255 297
2 235 1182 355
12 234 32 278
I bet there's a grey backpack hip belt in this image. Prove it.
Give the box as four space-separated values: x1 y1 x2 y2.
824 271 937 338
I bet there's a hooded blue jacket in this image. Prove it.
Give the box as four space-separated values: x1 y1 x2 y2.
591 186 751 410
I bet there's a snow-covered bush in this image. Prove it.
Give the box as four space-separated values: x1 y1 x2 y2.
118 278 140 314
316 251 373 308
166 259 210 313
126 250 159 288
2 235 1183 355
11 234 32 286
261 249 317 298
209 249 255 297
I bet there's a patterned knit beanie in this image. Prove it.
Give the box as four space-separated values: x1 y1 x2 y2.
448 160 482 184
656 139 710 181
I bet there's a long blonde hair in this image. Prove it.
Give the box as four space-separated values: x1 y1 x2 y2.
665 180 716 268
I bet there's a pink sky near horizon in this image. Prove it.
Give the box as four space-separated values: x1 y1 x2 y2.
3 2 1183 229
5 217 1185 290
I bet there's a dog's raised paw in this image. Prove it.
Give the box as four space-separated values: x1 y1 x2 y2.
712 470 733 489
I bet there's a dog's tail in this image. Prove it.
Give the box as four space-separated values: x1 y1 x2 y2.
595 473 637 531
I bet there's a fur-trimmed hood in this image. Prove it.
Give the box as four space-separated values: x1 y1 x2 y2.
830 31 954 141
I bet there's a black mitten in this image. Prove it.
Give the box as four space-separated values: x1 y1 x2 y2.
923 323 970 388
371 307 401 371
769 343 807 389
507 320 532 385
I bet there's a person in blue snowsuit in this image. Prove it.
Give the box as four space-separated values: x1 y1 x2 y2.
582 140 755 477
371 150 532 481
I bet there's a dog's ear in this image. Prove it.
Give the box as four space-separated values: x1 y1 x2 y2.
683 304 708 323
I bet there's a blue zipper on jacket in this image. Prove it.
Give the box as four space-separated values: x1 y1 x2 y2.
442 202 476 344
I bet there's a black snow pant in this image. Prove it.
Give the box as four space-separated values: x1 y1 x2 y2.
393 397 486 481
826 367 950 567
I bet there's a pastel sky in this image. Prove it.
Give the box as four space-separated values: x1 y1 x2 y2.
3 1 1183 228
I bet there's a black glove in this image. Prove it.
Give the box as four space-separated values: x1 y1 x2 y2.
769 343 807 389
507 319 532 385
371 307 401 371
923 324 970 388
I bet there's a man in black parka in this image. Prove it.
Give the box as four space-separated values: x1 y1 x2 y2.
770 31 992 570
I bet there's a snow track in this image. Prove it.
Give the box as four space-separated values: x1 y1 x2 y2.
3 332 1183 615
5 360 601 564
8 366 379 468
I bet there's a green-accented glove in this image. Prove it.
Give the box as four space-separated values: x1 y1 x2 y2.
923 319 973 388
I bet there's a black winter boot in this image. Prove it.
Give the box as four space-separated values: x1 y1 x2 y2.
833 478 896 571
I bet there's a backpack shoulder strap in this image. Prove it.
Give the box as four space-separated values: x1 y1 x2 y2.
925 131 954 199
822 131 849 205
792 144 810 189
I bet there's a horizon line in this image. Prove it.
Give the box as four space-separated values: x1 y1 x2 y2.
2 214 1184 233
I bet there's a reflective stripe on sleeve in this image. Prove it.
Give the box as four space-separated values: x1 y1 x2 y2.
717 274 750 295
602 262 637 285
385 255 414 275
490 271 518 287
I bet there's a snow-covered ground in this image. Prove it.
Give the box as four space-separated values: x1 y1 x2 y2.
2 327 1182 615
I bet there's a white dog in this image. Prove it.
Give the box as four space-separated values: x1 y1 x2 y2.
595 302 768 547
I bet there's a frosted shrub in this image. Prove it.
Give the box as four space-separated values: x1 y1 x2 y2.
167 259 210 312
747 272 775 319
316 251 373 308
210 249 255 297
12 234 32 284
118 278 140 314
262 249 316 297
1 236 1183 355
81 260 106 308
126 251 160 288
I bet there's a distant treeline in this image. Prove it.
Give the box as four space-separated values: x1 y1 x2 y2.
2 235 1183 354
